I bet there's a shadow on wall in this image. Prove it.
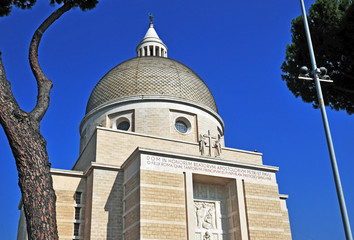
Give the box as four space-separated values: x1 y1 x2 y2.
72 177 87 238
104 170 124 240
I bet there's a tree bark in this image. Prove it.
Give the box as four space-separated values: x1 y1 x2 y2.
0 2 73 239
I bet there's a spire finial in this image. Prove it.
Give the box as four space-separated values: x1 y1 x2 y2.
149 13 154 27
136 15 168 58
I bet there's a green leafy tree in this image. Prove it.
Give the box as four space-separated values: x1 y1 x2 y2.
281 0 354 114
0 1 98 239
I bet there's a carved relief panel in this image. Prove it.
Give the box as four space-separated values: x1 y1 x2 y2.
195 201 217 230
193 182 229 240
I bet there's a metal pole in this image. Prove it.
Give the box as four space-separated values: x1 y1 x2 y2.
299 1 353 239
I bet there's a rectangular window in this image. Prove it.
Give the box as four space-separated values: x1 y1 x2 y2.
74 223 80 236
75 207 81 220
75 192 82 204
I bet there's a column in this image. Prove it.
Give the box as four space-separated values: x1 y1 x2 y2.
236 179 249 240
185 172 195 240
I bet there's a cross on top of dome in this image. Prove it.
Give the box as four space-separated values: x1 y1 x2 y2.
149 13 154 26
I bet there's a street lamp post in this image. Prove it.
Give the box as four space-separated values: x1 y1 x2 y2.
299 0 353 239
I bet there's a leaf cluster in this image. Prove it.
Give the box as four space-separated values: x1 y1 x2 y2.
0 0 98 17
281 0 354 114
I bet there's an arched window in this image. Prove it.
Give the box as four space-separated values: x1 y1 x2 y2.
116 117 130 131
117 121 130 131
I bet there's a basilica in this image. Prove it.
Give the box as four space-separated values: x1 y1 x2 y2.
17 18 291 240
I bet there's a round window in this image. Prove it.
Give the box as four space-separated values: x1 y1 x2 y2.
175 121 187 133
174 117 191 134
117 121 130 131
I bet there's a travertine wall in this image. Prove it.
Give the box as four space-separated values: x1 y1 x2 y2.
51 172 86 239
135 108 171 137
243 182 291 240
169 109 197 142
139 170 187 239
123 169 188 240
84 172 93 239
197 113 224 146
280 196 292 238
73 128 262 172
49 150 290 240
124 171 140 240
226 181 242 240
48 106 289 240
79 101 224 153
75 132 97 171
88 169 124 240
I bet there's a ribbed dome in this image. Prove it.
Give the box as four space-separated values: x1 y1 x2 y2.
86 57 217 114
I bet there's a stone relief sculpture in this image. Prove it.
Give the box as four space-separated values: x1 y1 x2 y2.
202 208 213 229
214 134 222 157
203 231 211 240
195 201 216 230
195 202 204 228
200 130 221 157
199 134 207 156
199 131 223 157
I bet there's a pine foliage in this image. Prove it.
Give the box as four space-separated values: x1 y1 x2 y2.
281 0 354 114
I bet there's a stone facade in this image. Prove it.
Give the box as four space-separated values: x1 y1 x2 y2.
17 20 291 240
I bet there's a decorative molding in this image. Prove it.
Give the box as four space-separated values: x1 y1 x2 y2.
140 219 186 225
249 227 284 232
279 194 289 199
247 211 283 216
140 201 185 208
50 168 84 177
140 183 184 191
245 195 281 201
81 95 224 132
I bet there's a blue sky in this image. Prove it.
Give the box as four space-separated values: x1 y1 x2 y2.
0 0 353 239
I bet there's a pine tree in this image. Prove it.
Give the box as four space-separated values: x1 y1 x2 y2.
281 0 354 114
0 1 98 239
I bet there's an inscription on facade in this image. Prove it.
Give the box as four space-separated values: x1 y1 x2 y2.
141 155 274 182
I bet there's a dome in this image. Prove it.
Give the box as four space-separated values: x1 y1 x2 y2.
86 57 218 114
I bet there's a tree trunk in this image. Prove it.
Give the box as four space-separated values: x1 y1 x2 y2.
0 2 73 239
0 89 58 238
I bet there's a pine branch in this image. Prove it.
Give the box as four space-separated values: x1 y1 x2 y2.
29 2 73 121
